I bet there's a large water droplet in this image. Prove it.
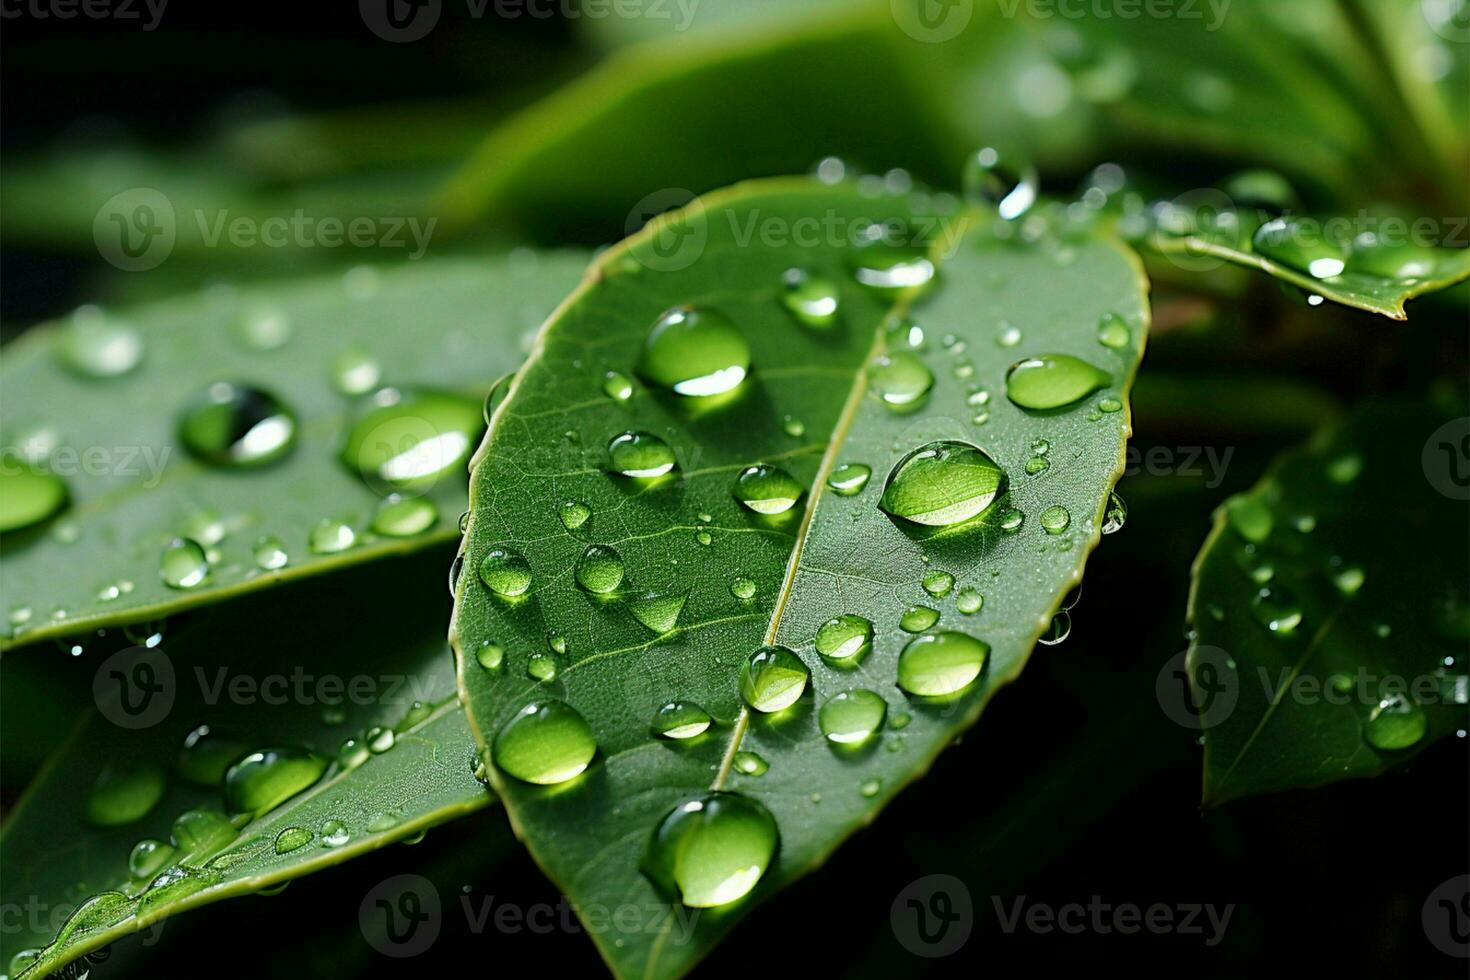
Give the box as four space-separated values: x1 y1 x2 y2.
739 645 810 713
879 440 1007 527
868 352 934 409
642 791 777 908
372 495 438 537
160 538 210 590
1005 355 1110 411
179 382 297 468
781 269 841 328
1252 218 1348 279
963 146 1038 220
818 689 886 745
815 614 873 665
493 700 597 785
85 764 166 826
223 747 328 814
479 546 533 597
342 389 483 490
652 701 712 740
57 307 143 378
1364 694 1427 750
608 431 677 478
733 464 803 515
575 544 626 594
274 826 313 854
637 306 749 397
129 838 176 879
0 462 69 532
897 631 989 697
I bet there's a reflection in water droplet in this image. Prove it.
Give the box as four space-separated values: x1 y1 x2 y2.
1005 355 1110 411
179 382 298 468
739 646 809 712
308 518 357 555
868 353 934 409
879 440 1007 527
781 269 841 328
628 592 688 635
0 462 69 533
372 495 438 537
331 346 382 395
733 464 803 515
603 370 634 403
1040 505 1071 534
963 146 1038 220
1038 610 1072 646
643 792 778 908
341 389 482 490
223 747 328 814
608 431 677 479
575 544 626 594
493 700 597 785
900 605 939 633
479 546 533 597
1364 694 1426 750
818 690 886 745
828 463 872 495
637 306 750 397
815 614 873 665
849 244 936 297
652 701 712 740
897 631 989 697
1101 491 1128 534
58 307 144 378
160 538 210 590
320 819 350 847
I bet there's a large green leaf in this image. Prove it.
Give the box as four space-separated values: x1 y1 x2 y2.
1187 398 1469 805
453 178 1148 978
0 254 587 650
0 548 490 978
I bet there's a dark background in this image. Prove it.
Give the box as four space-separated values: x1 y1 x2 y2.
3 4 1467 979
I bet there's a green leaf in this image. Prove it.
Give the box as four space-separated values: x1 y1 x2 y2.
1187 398 1469 806
452 178 1148 979
0 254 587 650
0 548 491 978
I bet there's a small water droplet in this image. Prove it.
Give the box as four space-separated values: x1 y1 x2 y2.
493 700 597 784
868 352 934 409
781 268 841 328
1101 491 1128 534
603 370 634 403
236 307 292 350
733 464 803 515
341 388 483 490
900 605 939 632
160 538 210 590
367 726 395 753
730 576 757 600
879 440 1007 527
527 651 558 682
479 546 533 597
642 791 777 907
476 640 505 671
997 323 1023 348
956 586 984 614
330 346 382 395
273 826 313 854
732 751 768 776
1331 563 1366 596
1097 313 1131 349
179 382 298 468
1038 610 1072 646
129 838 175 878
1040 505 1071 534
637 306 749 397
178 724 245 787
1326 452 1363 485
0 461 69 532
1251 585 1303 635
253 536 289 571
57 307 143 378
897 631 989 697
1025 456 1050 475
372 494 438 537
628 592 688 635
964 146 1038 220
320 819 350 847
308 518 357 555
559 500 591 530
848 243 936 297
1005 355 1110 411
652 701 712 739
827 463 872 495
859 777 882 798
575 544 626 594
815 614 873 665
1364 694 1426 750
739 646 810 712
782 415 806 438
608 431 677 478
922 571 955 597
818 689 887 745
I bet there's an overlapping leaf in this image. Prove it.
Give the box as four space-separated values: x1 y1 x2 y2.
0 254 586 649
1187 398 1469 805
453 178 1148 978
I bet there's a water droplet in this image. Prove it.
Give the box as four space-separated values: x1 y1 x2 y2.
637 306 749 397
237 307 292 350
879 440 1007 527
885 316 926 351
828 463 872 495
367 726 396 753
342 389 482 490
129 838 175 878
1331 563 1366 596
178 725 245 787
900 605 940 632
1097 313 1131 349
372 494 438 537
730 576 757 600
652 701 712 739
527 651 558 683
1099 397 1122 413
1253 218 1348 279
308 518 356 555
922 571 955 597
0 462 69 532
1364 694 1426 750
476 640 505 671
1005 355 1110 411
1101 491 1127 534
85 764 166 826
781 269 841 328
897 631 989 697
179 382 298 468
1225 496 1273 543
1327 452 1363 485
608 431 677 478
963 146 1038 220
643 791 777 907
57 307 143 378
818 689 887 744
739 645 810 712
493 700 597 785
732 751 768 776
1025 456 1050 475
559 500 591 530
338 737 369 769
733 464 803 515
330 346 382 395
849 244 936 297
320 819 350 847
273 826 313 854
815 614 873 665
603 370 634 403
1347 236 1438 280
782 415 806 438
575 544 626 594
1039 610 1072 646
860 777 882 798
479 546 532 597
997 323 1022 347
868 352 934 409
1251 585 1303 635
628 591 687 634
223 747 328 814
695 528 713 546
253 536 289 571
1040 505 1071 534
956 587 984 614
160 538 210 590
